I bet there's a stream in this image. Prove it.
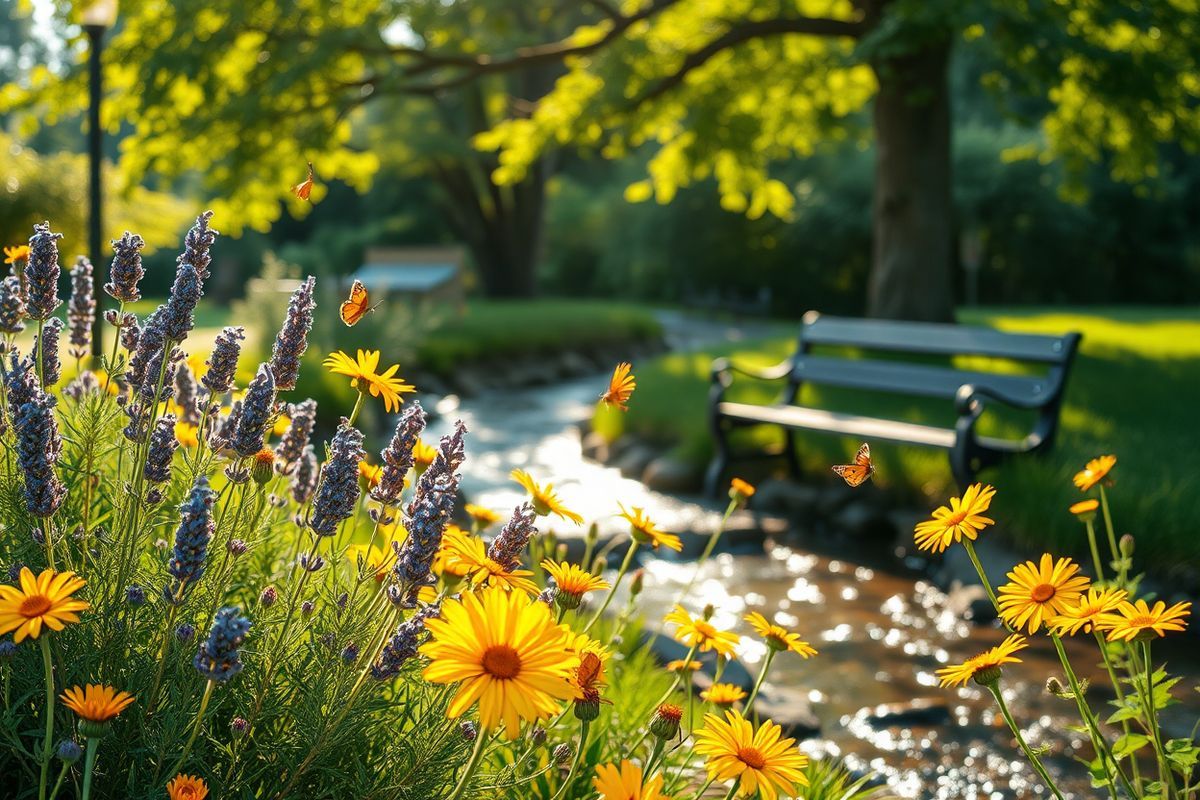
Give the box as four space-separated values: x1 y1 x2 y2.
421 312 1199 799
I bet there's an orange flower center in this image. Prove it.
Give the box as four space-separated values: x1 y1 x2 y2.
481 645 522 680
178 788 200 800
694 621 718 640
944 510 969 526
737 746 767 770
18 594 52 618
1128 615 1157 628
1031 584 1056 603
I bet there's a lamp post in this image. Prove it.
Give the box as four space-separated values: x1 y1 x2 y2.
82 0 118 358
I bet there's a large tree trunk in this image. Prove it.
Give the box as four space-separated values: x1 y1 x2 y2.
867 38 955 321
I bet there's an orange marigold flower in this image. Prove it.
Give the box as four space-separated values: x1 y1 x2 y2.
1068 499 1099 522
0 568 89 643
617 503 681 551
60 684 135 723
729 478 756 504
1073 455 1116 492
913 483 996 554
167 773 209 800
512 469 583 525
997 554 1091 634
3 244 30 265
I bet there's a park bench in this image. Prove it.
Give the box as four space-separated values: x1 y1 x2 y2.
705 311 1081 495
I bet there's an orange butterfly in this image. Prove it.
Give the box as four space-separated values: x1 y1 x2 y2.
291 162 315 201
599 362 635 411
339 280 383 327
574 651 611 704
831 442 875 487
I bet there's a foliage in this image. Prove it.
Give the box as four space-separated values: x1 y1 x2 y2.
594 307 1200 574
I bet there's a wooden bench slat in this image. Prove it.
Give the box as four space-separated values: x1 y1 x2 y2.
802 313 1073 363
791 355 1053 405
717 402 958 449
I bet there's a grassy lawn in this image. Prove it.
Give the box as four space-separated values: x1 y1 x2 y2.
415 299 663 375
593 306 1200 575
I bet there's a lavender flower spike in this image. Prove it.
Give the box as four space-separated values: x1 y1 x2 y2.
371 603 440 680
290 444 319 505
35 318 63 388
24 222 63 320
231 364 276 457
126 306 167 390
370 400 426 507
144 414 179 484
269 276 316 391
394 421 467 594
487 503 539 572
309 420 365 536
179 210 218 281
67 256 95 358
201 326 245 395
6 352 37 419
166 476 215 597
194 606 250 683
162 262 202 342
174 362 201 425
104 231 145 303
0 276 26 334
13 389 66 517
275 398 317 471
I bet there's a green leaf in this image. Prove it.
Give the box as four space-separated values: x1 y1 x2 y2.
1111 733 1150 760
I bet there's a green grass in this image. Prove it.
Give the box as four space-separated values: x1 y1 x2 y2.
415 299 663 375
594 307 1200 574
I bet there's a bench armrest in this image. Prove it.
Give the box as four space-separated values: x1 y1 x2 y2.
710 356 794 387
954 382 1048 415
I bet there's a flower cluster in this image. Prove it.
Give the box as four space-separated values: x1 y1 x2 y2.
371 603 441 681
24 222 63 320
269 275 316 390
230 364 277 457
370 399 426 507
194 606 250 683
104 231 145 303
165 477 216 600
67 256 96 358
276 398 317 472
201 326 245 396
308 420 365 536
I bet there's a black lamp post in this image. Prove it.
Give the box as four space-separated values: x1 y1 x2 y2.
82 0 118 357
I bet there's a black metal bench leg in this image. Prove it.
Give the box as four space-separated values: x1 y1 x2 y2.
782 428 801 479
705 419 731 497
949 438 976 491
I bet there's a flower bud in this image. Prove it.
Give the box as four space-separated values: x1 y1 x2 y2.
553 743 573 764
252 448 275 485
530 727 547 746
175 623 195 643
125 584 146 606
629 569 645 598
56 740 82 763
301 600 316 618
649 703 682 741
703 603 715 621
259 585 278 608
231 717 249 736
341 642 359 663
574 692 601 722
227 539 248 557
1120 534 1135 558
460 721 478 742
729 477 756 506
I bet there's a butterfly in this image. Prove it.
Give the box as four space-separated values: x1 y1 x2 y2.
831 442 875 487
574 651 612 703
291 162 315 201
598 362 636 411
339 279 383 327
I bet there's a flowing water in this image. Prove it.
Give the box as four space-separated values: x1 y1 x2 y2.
422 314 1199 799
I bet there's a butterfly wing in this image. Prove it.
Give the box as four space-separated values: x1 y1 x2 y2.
831 464 871 487
600 362 636 411
291 163 314 201
339 280 370 327
854 442 871 467
577 652 603 689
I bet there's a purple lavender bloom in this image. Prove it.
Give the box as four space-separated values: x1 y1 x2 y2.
371 400 426 507
126 584 147 606
393 424 466 595
231 364 276 457
163 262 201 342
290 444 319 505
371 603 440 681
126 306 167 390
12 389 66 517
0 641 16 660
175 623 195 643
487 504 539 572
0 276 26 334
194 606 250 683
340 642 359 663
104 231 145 303
201 326 244 395
276 399 316 471
33 317 63 388
173 362 201 425
5 352 37 414
299 554 325 572
119 315 140 353
166 477 215 598
24 222 62 320
212 400 242 449
67 256 95 358
259 586 278 607
308 420 365 536
178 210 218 282
269 276 315 391
144 414 179 484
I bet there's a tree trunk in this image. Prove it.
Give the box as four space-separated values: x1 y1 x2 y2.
867 38 955 321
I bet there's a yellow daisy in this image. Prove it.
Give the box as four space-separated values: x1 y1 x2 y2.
433 525 475 578
1105 599 1191 642
175 421 199 448
729 477 756 503
3 244 30 265
997 554 1091 634
1073 454 1116 492
323 349 415 413
0 568 89 643
60 684 135 722
701 682 748 707
743 612 817 658
464 503 502 529
271 413 291 438
541 560 610 607
167 774 208 800
1068 499 1099 521
913 483 996 554
421 587 578 738
693 711 808 800
664 605 740 657
440 533 539 595
412 439 438 474
936 634 1027 688
1048 587 1127 636
666 659 702 673
618 503 682 551
512 469 583 525
359 461 383 488
593 760 672 800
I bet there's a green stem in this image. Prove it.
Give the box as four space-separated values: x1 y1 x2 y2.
1140 640 1178 799
719 781 739 800
745 649 776 711
988 684 1066 800
582 540 638 634
102 300 125 393
1094 631 1142 787
1084 520 1106 583
626 644 698 755
165 679 214 780
549 721 589 800
145 599 183 716
47 761 70 800
446 724 489 800
1051 635 1131 800
1098 486 1126 586
347 390 365 427
38 636 55 800
963 539 1001 614
80 737 100 800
